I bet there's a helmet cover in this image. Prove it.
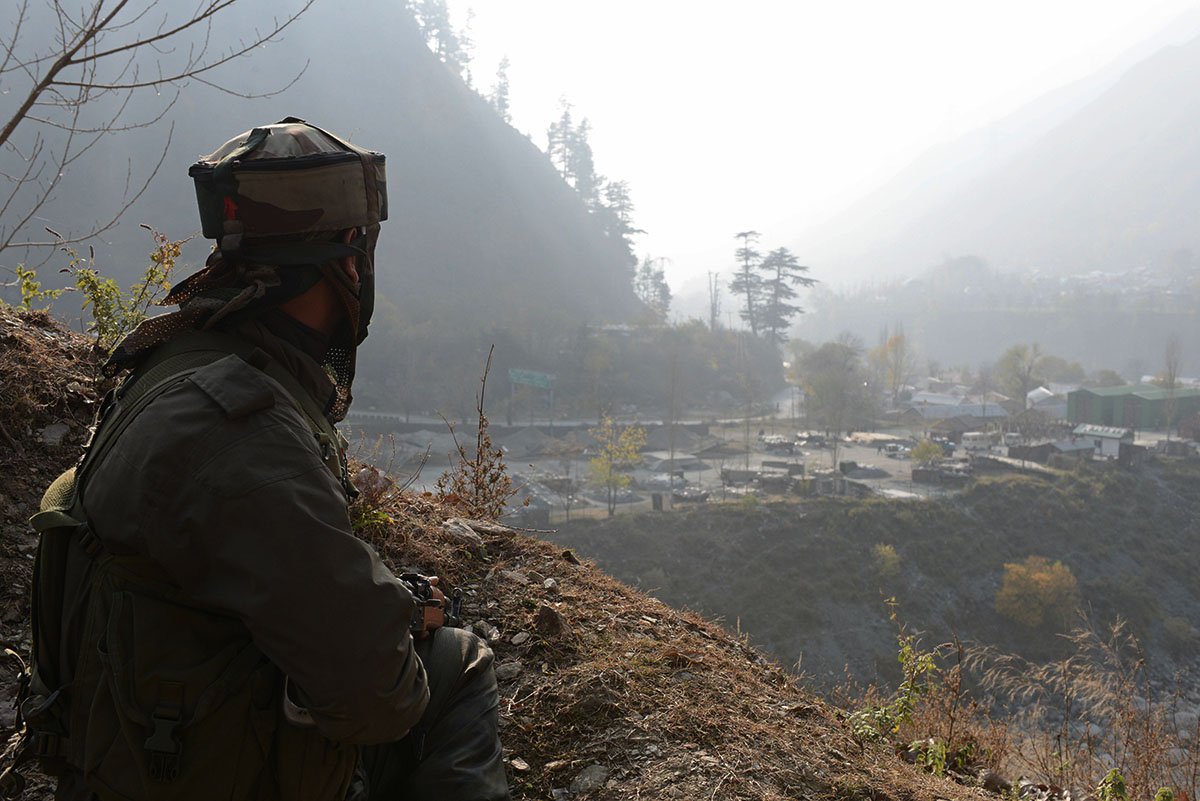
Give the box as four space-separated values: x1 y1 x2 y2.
188 117 387 255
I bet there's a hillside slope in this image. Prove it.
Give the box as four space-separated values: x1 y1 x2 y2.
2 0 639 343
551 466 1200 699
0 310 990 799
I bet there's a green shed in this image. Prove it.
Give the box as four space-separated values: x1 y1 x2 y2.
1068 385 1200 429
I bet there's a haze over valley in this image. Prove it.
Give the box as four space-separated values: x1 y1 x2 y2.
4 3 1200 797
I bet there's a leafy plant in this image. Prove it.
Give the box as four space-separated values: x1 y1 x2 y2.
7 227 187 353
1097 769 1130 801
11 264 65 309
849 603 936 741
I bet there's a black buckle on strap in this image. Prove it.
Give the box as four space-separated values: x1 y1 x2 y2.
144 682 184 782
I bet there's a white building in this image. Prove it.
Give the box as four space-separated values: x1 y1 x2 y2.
1072 424 1133 458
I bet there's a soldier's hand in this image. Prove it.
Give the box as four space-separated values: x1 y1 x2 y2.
415 576 447 639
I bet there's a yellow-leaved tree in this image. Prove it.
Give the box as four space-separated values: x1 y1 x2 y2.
995 555 1080 629
588 414 646 518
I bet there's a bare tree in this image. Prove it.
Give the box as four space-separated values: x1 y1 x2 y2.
997 343 1043 410
0 0 313 263
869 322 919 409
1161 333 1183 439
707 270 721 331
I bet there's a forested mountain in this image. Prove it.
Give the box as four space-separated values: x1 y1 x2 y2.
2 0 640 406
802 25 1200 281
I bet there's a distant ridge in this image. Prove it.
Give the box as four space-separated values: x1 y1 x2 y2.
799 16 1200 282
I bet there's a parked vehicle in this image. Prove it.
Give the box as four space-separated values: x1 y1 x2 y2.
962 431 992 452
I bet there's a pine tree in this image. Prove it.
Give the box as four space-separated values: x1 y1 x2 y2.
488 56 512 123
730 231 763 336
598 180 643 252
758 246 815 346
405 0 472 81
567 118 599 206
546 99 575 179
634 256 672 323
546 101 600 205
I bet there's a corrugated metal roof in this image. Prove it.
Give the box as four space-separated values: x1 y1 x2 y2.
1128 386 1200 401
1073 423 1134 439
908 404 1009 420
1071 384 1200 400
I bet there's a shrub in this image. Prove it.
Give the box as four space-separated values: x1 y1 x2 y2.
911 439 943 466
7 227 186 353
994 555 1080 629
872 543 901 578
969 618 1193 798
436 347 522 519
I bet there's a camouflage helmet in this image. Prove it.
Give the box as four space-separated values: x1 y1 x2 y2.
188 117 387 260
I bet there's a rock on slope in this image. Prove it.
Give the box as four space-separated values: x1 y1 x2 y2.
0 306 983 800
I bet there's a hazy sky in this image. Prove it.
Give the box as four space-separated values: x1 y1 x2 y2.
450 1 1199 293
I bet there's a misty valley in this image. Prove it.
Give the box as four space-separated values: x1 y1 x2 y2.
3 1 1200 799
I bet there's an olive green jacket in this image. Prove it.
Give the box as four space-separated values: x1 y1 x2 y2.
80 322 429 746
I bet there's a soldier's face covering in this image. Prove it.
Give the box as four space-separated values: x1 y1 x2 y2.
106 223 380 421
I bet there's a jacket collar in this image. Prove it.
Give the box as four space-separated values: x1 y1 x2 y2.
228 318 339 420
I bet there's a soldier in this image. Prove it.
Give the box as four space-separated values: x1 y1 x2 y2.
8 119 509 800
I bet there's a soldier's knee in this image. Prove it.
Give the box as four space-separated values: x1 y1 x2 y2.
418 627 496 703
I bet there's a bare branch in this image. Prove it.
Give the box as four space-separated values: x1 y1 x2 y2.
190 59 309 100
0 0 314 260
68 0 241 65
0 0 30 77
53 26 309 93
4 122 173 251
0 0 127 150
25 87 177 134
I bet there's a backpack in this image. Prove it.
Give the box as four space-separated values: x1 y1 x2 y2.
1 331 357 801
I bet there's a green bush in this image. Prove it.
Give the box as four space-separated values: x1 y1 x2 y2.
872 543 901 578
910 439 943 466
8 228 186 353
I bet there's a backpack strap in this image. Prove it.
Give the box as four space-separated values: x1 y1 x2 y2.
82 330 352 498
4 331 352 795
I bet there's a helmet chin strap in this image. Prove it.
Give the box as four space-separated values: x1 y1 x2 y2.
317 261 362 348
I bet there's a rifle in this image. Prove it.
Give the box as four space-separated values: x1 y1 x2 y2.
399 574 463 637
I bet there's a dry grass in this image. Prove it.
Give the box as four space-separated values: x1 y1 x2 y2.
0 307 105 468
968 618 1199 800
844 612 1200 801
